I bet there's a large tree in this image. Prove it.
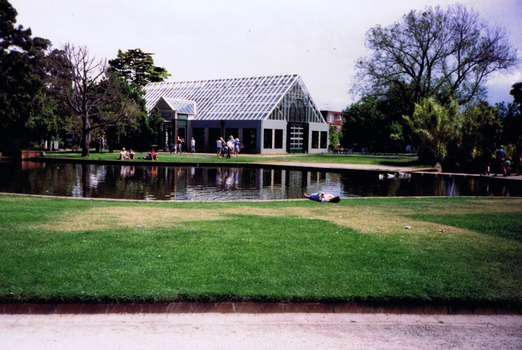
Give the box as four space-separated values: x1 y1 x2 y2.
355 4 517 108
50 44 142 156
0 0 51 154
108 48 170 151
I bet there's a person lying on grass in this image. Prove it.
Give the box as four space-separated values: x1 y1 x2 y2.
304 192 341 203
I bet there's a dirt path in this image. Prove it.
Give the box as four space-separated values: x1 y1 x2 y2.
2 313 520 349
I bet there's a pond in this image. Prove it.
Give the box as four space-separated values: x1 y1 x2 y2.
0 161 519 200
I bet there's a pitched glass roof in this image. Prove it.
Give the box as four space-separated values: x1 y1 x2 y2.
159 98 196 115
144 74 325 123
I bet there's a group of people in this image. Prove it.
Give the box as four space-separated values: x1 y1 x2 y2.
167 137 197 154
119 147 135 160
492 145 519 176
217 135 241 159
120 147 158 160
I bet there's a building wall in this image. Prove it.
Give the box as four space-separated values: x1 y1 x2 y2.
189 119 329 154
321 110 344 132
308 122 330 154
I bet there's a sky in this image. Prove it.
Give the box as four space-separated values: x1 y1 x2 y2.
9 0 522 111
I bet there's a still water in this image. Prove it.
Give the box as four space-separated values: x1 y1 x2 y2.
0 161 519 200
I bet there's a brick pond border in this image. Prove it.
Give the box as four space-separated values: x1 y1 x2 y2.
1 302 519 315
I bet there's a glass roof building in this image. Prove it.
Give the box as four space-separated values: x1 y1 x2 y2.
144 74 329 154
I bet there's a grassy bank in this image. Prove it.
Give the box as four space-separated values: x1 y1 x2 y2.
0 195 520 305
43 150 425 168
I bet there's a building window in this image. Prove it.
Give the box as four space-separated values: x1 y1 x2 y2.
274 129 283 149
320 131 328 149
209 128 221 151
193 128 204 152
243 128 257 150
311 131 319 149
328 115 333 123
264 129 273 149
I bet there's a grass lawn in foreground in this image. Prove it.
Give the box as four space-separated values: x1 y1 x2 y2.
0 195 520 305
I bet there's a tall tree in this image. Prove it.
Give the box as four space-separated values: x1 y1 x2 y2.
0 0 51 154
108 48 170 151
50 44 141 156
109 49 170 87
355 4 517 109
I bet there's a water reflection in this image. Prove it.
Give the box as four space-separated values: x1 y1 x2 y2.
0 161 519 200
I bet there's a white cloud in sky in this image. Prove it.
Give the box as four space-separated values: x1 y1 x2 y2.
9 0 522 110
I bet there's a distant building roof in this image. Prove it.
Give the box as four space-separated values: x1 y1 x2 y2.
144 74 325 123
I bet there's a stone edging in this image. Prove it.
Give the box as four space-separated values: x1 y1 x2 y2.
1 302 519 315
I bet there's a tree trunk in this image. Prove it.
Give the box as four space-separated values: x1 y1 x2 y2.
81 114 91 157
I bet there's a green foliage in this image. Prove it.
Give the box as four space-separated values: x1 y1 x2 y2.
328 125 341 150
0 0 51 154
499 83 522 157
460 101 502 162
404 98 461 164
109 48 170 87
341 91 408 152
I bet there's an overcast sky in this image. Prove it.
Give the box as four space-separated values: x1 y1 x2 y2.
9 0 522 111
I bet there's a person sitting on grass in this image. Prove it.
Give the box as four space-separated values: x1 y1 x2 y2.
143 149 158 160
119 147 129 160
128 149 135 159
304 192 341 203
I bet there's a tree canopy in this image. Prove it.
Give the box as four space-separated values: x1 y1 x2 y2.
354 4 517 107
49 44 144 156
109 49 170 87
0 0 51 154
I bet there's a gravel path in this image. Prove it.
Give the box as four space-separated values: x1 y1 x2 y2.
2 313 520 349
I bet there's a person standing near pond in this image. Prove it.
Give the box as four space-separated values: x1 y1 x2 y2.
226 136 234 159
217 138 223 157
234 138 241 157
494 145 507 176
191 137 196 153
177 137 183 154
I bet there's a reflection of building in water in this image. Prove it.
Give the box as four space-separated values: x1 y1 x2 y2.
257 168 345 199
259 168 287 199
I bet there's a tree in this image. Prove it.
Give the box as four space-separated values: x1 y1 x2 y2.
510 82 522 113
341 86 410 153
403 98 461 164
328 125 341 150
107 49 170 151
0 0 51 154
108 49 170 87
498 83 522 157
355 4 517 109
460 101 502 170
50 44 142 156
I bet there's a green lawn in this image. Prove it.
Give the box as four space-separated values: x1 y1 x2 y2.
0 195 520 305
43 150 425 168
